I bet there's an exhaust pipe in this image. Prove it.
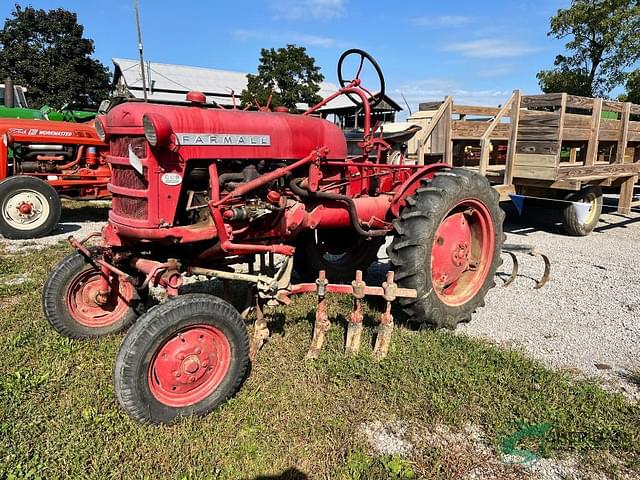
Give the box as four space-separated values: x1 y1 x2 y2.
4 77 14 108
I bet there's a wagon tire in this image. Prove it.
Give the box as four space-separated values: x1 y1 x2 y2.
561 185 602 236
388 168 504 329
42 251 145 339
114 294 250 425
0 176 61 239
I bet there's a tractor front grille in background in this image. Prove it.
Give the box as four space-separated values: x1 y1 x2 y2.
108 136 149 221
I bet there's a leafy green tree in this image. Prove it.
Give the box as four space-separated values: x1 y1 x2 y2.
619 69 640 104
241 45 324 110
537 0 640 97
0 4 110 109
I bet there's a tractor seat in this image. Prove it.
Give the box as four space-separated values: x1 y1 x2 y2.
345 123 422 146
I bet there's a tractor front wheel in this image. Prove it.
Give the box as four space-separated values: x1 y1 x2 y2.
0 176 61 239
388 169 504 328
42 252 146 338
114 294 250 425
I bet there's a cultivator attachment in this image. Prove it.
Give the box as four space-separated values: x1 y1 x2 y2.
501 244 551 289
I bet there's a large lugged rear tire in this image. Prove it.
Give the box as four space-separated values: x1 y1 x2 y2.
114 294 250 425
388 168 504 328
0 176 61 239
42 252 145 339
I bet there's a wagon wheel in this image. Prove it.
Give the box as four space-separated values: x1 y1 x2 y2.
388 168 505 328
114 294 250 424
561 185 602 236
337 48 386 108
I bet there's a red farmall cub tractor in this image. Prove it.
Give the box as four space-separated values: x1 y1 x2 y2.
42 50 504 424
0 119 108 238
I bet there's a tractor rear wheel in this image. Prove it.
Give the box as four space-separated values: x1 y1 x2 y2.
0 176 61 239
388 168 504 328
561 185 602 236
114 294 250 424
294 229 384 282
42 252 146 338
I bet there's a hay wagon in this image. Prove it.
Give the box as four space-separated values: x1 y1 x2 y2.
406 91 640 235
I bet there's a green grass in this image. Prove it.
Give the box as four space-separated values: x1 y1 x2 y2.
0 239 639 479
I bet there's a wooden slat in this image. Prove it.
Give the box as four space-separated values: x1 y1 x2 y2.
617 175 638 214
602 100 625 113
416 96 452 165
630 104 640 115
615 103 631 164
516 141 559 155
504 90 521 185
514 153 557 167
517 125 560 141
564 113 592 129
566 95 595 110
557 162 640 179
520 93 563 108
452 105 501 116
585 98 603 166
599 119 622 131
451 121 511 139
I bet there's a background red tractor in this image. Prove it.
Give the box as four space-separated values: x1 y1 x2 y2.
42 49 504 424
0 118 108 238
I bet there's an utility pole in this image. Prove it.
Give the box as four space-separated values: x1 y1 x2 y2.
133 0 148 101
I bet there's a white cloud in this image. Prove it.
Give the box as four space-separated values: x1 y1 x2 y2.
231 29 338 48
444 39 540 58
412 15 474 27
271 0 345 20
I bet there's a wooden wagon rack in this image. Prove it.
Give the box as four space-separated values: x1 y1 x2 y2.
407 91 640 214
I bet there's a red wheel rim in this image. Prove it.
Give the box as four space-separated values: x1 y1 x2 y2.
430 198 495 307
148 325 231 407
66 269 134 328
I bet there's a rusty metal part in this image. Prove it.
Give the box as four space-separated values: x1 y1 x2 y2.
306 271 331 360
345 270 365 354
249 295 269 361
373 271 397 360
501 244 551 289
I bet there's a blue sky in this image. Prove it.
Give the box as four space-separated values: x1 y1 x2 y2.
1 0 572 114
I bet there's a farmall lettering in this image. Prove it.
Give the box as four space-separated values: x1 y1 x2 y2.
177 133 270 146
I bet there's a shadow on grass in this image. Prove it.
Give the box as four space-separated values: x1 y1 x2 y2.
252 468 308 480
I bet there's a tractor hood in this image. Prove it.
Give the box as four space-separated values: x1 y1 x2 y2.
104 100 348 160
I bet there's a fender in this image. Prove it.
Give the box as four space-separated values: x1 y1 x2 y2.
389 162 449 217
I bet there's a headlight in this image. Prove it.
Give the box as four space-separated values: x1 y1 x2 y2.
142 113 172 148
94 116 108 142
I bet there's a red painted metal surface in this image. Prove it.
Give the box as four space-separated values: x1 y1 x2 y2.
430 199 496 307
148 325 231 407
65 267 134 328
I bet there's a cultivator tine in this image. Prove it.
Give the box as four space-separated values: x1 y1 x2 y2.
345 270 365 354
373 271 397 360
502 244 551 289
532 251 551 289
502 251 519 287
249 295 269 361
306 271 330 360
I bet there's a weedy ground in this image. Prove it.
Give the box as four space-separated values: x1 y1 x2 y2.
0 204 639 479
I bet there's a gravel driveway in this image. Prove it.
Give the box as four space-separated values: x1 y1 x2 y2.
2 199 639 399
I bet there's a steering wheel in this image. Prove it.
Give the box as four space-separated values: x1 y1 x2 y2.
337 48 386 109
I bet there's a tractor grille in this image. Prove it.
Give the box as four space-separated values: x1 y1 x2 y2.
110 136 147 158
111 164 148 190
112 195 148 219
108 136 149 221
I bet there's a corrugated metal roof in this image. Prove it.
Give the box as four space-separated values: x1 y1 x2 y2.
112 58 400 111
